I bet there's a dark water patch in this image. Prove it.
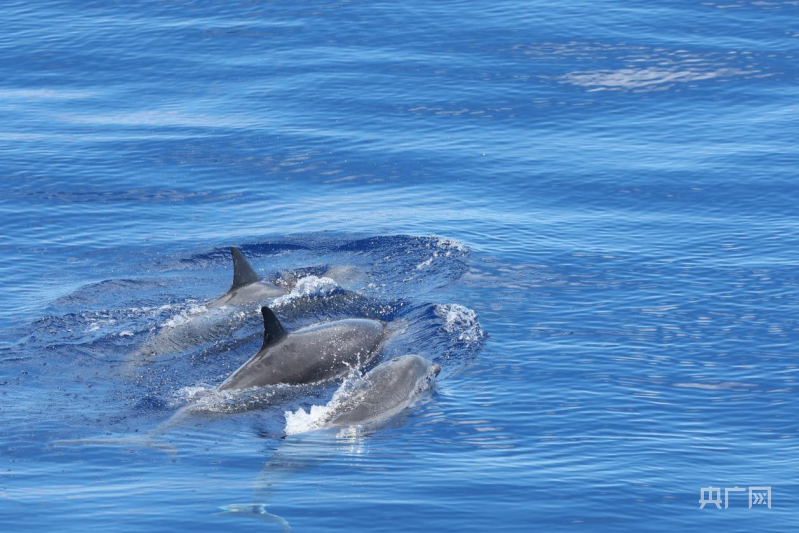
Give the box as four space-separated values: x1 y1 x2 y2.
50 278 173 308
175 242 312 270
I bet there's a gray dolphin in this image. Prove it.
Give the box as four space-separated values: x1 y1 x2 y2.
133 247 284 359
217 306 387 391
317 354 440 429
218 355 439 527
207 247 285 308
133 248 366 360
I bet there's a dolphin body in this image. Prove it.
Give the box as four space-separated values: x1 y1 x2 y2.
217 307 387 391
316 354 439 429
134 247 368 361
133 247 285 359
131 248 376 360
218 355 440 527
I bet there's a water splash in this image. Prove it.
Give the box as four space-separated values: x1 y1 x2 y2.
284 374 359 435
435 303 485 344
161 304 211 329
434 236 469 253
271 276 339 308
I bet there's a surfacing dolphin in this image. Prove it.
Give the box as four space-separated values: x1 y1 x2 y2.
217 306 388 391
134 247 367 361
323 354 440 428
219 355 440 527
207 247 285 308
286 354 440 432
133 247 284 360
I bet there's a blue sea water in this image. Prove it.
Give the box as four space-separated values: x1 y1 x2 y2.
1 0 798 531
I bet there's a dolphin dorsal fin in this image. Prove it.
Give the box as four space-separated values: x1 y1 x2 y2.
260 306 286 350
230 247 260 291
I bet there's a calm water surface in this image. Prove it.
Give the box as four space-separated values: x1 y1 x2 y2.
1 0 798 531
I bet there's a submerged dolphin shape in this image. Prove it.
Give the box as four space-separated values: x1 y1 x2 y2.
217 307 387 391
207 247 285 308
217 503 291 532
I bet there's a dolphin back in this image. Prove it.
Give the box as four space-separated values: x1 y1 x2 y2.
207 248 285 308
218 318 386 391
328 355 439 428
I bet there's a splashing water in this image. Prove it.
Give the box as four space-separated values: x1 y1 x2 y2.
270 276 340 308
435 303 485 344
283 374 359 435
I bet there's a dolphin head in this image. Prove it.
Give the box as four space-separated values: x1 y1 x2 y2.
322 355 440 429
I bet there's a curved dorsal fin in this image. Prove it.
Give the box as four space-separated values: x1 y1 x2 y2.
260 306 286 350
230 247 260 291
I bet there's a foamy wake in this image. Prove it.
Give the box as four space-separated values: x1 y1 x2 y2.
434 236 468 253
83 303 178 333
162 304 213 328
271 275 339 308
415 237 469 270
435 303 485 344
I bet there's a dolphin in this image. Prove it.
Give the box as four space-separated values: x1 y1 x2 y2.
132 247 284 359
207 247 285 308
217 355 440 526
324 355 440 428
292 354 440 431
217 503 291 532
217 306 387 391
133 248 366 360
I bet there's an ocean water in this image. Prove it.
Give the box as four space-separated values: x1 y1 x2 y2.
1 0 798 531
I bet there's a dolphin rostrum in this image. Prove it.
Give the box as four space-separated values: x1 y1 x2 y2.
217 306 387 391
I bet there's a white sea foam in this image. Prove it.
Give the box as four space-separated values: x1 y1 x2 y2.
284 374 360 435
435 303 485 344
434 237 468 253
284 403 335 435
413 237 467 270
162 304 209 328
416 256 435 270
271 275 339 308
84 316 117 333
